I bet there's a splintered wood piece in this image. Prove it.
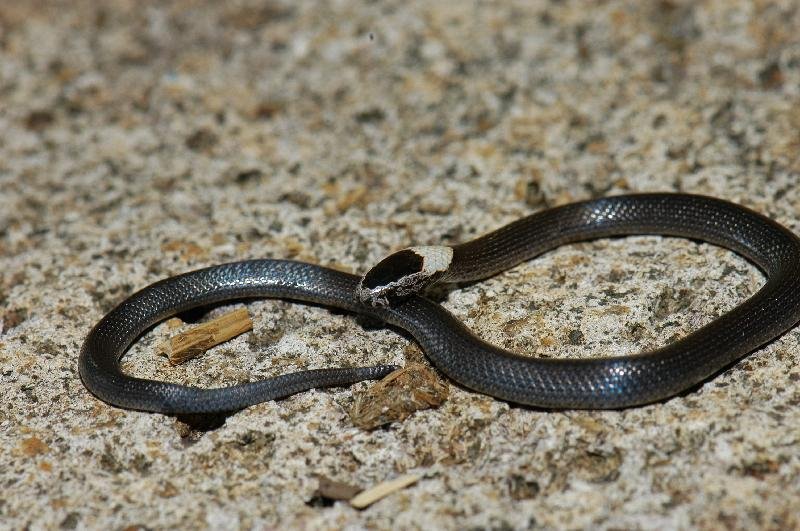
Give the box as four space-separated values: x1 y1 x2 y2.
159 308 252 365
349 474 420 509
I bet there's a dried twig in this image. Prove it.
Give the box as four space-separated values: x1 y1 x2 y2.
349 474 420 509
158 308 252 365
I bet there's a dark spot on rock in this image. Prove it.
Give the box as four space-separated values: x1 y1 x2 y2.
254 101 282 119
234 169 263 184
354 107 385 123
667 143 690 159
602 287 631 300
653 287 693 320
89 282 135 313
307 476 361 506
247 326 284 351
523 179 547 207
34 338 61 357
606 268 626 283
93 9 108 29
710 100 734 130
59 512 80 530
280 191 311 208
185 128 218 151
652 1 701 52
652 114 667 129
223 3 295 30
99 449 123 474
574 23 590 61
567 329 584 345
508 475 540 500
735 458 781 479
25 110 55 131
440 224 463 245
306 495 336 508
130 453 152 475
234 430 276 453
2 307 28 331
719 264 739 279
758 62 784 90
549 266 567 285
21 383 38 403
628 322 647 342
573 449 623 482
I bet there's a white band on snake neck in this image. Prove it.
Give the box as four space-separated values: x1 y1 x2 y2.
407 246 454 276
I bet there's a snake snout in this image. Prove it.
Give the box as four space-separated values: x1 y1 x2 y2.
357 246 453 307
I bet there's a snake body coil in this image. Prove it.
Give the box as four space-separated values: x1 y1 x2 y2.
79 194 800 413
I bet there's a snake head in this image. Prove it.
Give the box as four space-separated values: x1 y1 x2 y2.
356 246 454 307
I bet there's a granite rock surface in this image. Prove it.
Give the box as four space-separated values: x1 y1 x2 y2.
1 1 799 529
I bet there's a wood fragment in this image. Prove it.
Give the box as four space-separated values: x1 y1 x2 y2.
349 363 448 429
158 308 252 365
349 474 420 509
165 317 184 330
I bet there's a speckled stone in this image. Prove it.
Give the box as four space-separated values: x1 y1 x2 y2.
1 1 799 529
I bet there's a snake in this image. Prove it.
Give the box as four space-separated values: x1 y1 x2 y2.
79 193 800 413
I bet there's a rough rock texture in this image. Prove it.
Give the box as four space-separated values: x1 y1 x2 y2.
2 1 799 529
